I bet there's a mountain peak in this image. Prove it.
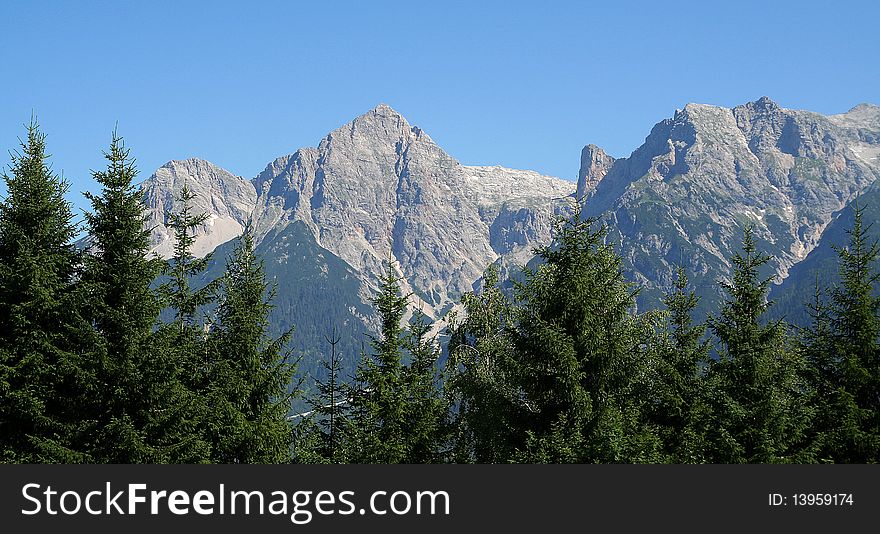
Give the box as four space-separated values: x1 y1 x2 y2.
323 102 433 149
753 95 779 110
577 144 614 199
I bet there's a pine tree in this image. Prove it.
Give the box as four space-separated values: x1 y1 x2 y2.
344 260 410 463
78 130 170 462
152 183 217 462
509 204 660 463
0 119 83 462
208 229 295 463
445 264 522 463
706 226 814 463
800 277 837 462
294 327 349 463
343 258 448 463
402 308 448 463
821 203 880 462
649 267 711 462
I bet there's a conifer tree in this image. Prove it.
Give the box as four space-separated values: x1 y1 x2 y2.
706 226 814 463
800 277 837 462
509 204 660 463
295 327 349 463
208 229 295 463
445 265 522 463
820 203 880 462
153 183 217 462
78 131 171 462
0 119 83 462
344 261 410 463
650 267 710 463
402 309 448 463
344 259 447 463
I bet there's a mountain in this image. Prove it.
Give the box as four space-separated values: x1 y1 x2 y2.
141 158 257 258
580 97 880 317
136 99 880 381
249 104 574 320
769 181 880 327
139 104 576 380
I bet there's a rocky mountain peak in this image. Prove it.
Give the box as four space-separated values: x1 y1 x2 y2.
577 144 615 200
323 103 433 149
753 95 780 111
245 104 574 320
141 158 256 259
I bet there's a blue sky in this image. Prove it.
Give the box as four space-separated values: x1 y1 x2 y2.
1 0 878 218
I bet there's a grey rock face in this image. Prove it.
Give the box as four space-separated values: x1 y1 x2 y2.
580 97 880 314
577 144 615 200
249 104 575 317
142 158 257 258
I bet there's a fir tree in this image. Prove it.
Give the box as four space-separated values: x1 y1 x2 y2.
78 130 170 462
510 203 660 463
294 327 349 463
445 264 522 463
0 119 83 462
153 183 217 462
344 260 410 463
402 308 448 463
706 226 814 463
208 229 295 463
344 258 447 463
650 267 710 463
821 203 880 462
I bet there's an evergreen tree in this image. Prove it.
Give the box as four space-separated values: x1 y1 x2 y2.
0 119 83 462
509 204 660 463
402 308 448 463
152 183 217 462
706 226 814 463
649 267 710 463
207 229 295 463
344 261 410 463
820 203 880 462
294 327 349 463
445 265 522 463
800 277 838 462
78 131 173 462
344 259 447 463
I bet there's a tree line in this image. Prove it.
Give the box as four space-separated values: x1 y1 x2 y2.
1 122 878 463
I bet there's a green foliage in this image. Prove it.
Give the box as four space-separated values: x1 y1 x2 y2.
508 203 661 463
705 226 814 463
153 184 219 462
445 264 522 463
344 260 446 463
3 121 878 466
77 131 174 462
0 119 82 462
649 267 711 463
810 202 880 462
207 229 295 463
293 327 349 463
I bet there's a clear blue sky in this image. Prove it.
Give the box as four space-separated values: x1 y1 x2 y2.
1 0 878 218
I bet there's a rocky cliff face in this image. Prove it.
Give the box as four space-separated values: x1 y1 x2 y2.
143 105 575 327
577 144 615 200
139 98 880 336
248 104 575 318
142 158 257 259
581 97 880 314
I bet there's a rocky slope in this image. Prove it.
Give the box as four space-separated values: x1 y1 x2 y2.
581 97 880 315
248 104 574 319
142 158 257 258
141 105 577 373
138 98 880 366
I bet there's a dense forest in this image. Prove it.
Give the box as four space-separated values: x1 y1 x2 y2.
1 123 878 464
